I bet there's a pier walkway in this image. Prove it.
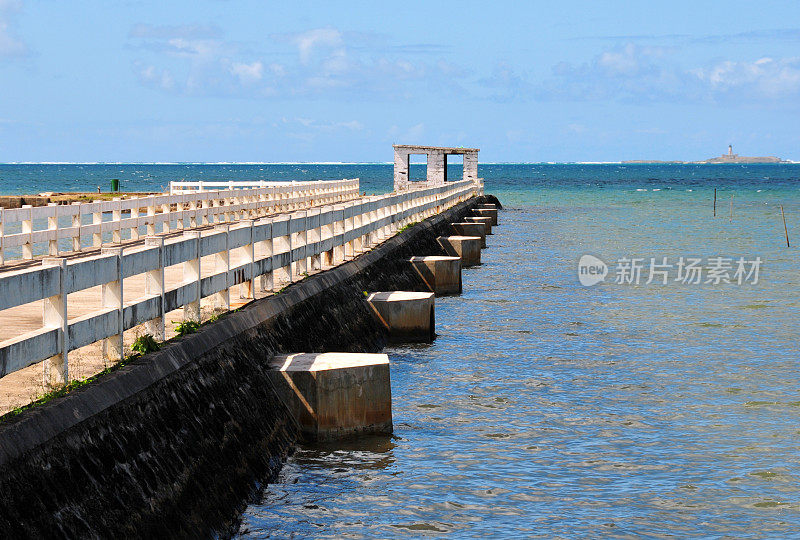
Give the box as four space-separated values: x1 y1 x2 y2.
0 178 481 413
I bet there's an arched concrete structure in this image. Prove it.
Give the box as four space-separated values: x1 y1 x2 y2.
393 144 479 191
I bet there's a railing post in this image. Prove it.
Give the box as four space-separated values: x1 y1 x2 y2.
257 221 274 293
130 202 140 241
291 211 308 278
237 220 256 300
144 236 165 341
146 199 156 236
22 204 33 259
47 203 59 256
70 202 82 252
182 230 202 322
213 224 230 311
161 202 171 234
344 202 355 258
112 198 122 244
273 217 292 289
308 208 322 271
101 247 124 365
92 201 103 248
42 257 68 388
333 205 345 264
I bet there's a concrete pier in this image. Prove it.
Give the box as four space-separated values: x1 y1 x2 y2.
268 353 392 441
410 255 462 295
366 291 435 342
464 216 492 235
437 235 482 266
473 207 498 226
451 222 486 247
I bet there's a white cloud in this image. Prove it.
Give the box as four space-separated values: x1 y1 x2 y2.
138 64 175 90
693 57 800 99
533 43 800 105
289 28 343 65
0 0 27 58
129 23 222 40
230 61 263 84
130 24 468 100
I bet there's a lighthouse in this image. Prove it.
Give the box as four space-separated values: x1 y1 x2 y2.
728 144 733 156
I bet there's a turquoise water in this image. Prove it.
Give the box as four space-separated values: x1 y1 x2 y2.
4 164 800 536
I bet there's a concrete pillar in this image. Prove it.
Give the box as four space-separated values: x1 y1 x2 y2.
213 224 230 311
268 352 393 441
366 291 435 343
47 203 59 255
393 147 410 191
272 216 292 289
308 209 322 271
437 235 481 267
182 231 201 322
291 211 308 278
463 151 479 183
101 247 124 365
19 205 34 259
427 150 445 185
451 222 486 248
71 202 82 252
42 257 68 388
235 220 256 300
464 215 492 235
472 207 498 226
410 256 462 295
144 236 165 341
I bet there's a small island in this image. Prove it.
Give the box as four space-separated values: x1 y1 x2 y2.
623 145 787 164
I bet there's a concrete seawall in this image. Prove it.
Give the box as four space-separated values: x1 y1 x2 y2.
0 194 501 538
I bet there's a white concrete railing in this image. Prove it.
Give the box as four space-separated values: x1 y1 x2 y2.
0 179 480 385
0 179 360 265
170 180 299 194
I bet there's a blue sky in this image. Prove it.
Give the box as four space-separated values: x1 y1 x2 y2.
1 0 800 162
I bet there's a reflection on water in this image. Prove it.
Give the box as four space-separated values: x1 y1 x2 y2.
237 169 800 538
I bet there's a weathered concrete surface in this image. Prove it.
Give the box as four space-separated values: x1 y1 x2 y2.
393 144 480 191
451 222 486 247
410 255 462 295
269 352 392 441
464 215 492 235
366 291 435 343
437 235 482 267
0 193 500 538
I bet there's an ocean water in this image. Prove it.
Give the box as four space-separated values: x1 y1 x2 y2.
4 163 800 536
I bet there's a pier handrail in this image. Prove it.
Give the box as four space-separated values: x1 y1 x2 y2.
0 179 480 383
169 180 302 194
0 178 360 265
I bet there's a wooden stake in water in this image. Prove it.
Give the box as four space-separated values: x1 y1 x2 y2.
713 188 717 217
781 204 790 247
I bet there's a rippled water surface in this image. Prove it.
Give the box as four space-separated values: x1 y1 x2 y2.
234 164 800 538
4 163 800 537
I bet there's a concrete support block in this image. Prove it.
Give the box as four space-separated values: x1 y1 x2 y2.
410 256 462 295
450 222 486 248
473 207 498 226
366 291 435 342
464 215 492 235
268 352 393 441
437 235 481 267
